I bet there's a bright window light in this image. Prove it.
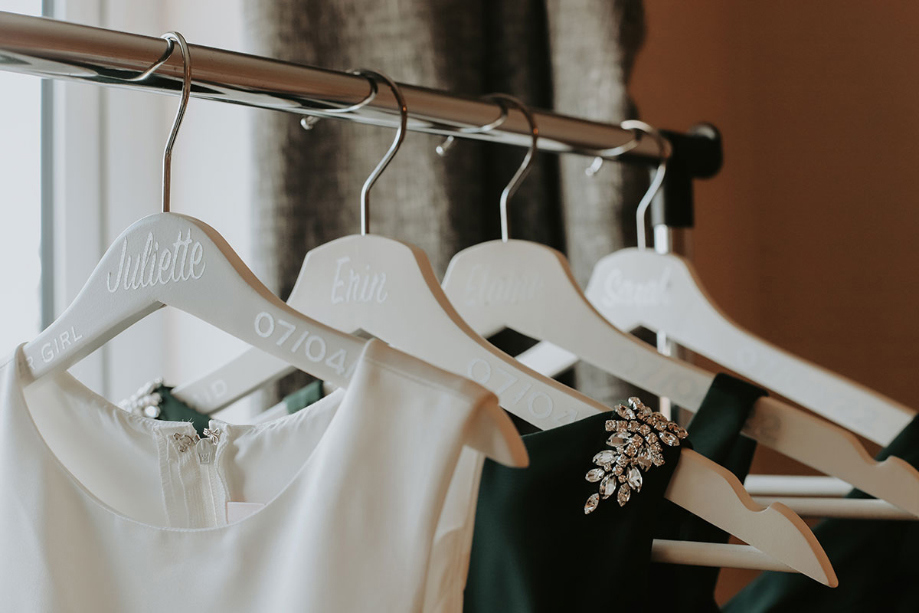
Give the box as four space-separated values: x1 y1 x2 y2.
0 0 43 356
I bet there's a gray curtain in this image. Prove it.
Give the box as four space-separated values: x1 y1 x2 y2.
245 0 649 407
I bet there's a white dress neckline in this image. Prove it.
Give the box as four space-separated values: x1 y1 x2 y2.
4 342 361 534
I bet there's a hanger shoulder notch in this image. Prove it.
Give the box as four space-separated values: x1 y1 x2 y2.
743 396 919 517
667 449 837 587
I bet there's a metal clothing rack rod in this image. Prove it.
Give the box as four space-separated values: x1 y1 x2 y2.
0 11 712 169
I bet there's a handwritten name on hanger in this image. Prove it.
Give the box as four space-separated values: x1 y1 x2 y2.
461 264 544 307
599 267 672 308
331 256 389 305
106 230 205 293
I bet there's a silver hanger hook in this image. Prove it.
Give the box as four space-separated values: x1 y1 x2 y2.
583 127 644 177
161 33 192 214
621 119 669 250
353 69 407 235
125 38 176 84
427 95 533 241
299 72 379 131
488 94 538 242
434 100 509 156
130 32 192 214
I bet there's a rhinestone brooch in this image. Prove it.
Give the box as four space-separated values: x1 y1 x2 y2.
117 378 166 419
583 397 687 514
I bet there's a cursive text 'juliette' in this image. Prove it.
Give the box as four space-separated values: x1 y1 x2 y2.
106 230 206 293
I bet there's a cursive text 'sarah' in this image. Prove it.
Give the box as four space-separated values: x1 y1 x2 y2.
106 230 206 293
599 267 672 308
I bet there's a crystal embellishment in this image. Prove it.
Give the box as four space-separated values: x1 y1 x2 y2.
600 475 617 499
593 450 616 466
607 433 630 449
615 403 636 420
583 397 686 513
584 494 600 514
118 378 165 418
586 468 606 482
617 482 631 506
659 431 679 447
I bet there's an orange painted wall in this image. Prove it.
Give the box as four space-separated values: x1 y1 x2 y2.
631 1 919 600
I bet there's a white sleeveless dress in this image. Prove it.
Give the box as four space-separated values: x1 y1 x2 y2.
0 339 514 612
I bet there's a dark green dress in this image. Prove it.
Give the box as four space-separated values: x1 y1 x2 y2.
651 374 767 612
464 375 766 613
463 403 687 613
725 414 919 613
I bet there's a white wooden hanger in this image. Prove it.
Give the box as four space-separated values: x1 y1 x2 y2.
547 139 915 450
22 34 524 468
581 250 916 447
176 86 835 584
442 113 919 520
521 129 918 500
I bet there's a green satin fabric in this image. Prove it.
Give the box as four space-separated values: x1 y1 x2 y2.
651 374 767 613
148 380 326 436
725 413 919 613
463 410 684 613
277 381 326 415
